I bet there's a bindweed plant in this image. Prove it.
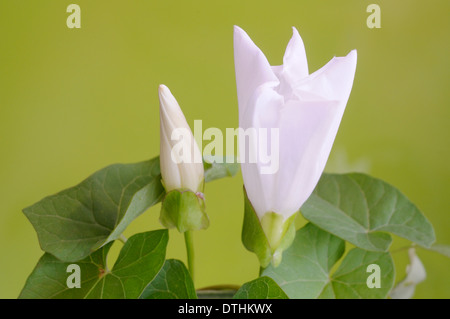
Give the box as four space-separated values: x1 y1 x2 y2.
19 26 447 299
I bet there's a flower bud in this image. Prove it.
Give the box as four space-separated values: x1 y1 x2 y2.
159 84 204 193
158 85 208 232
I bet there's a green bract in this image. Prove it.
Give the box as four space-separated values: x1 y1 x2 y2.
159 189 209 232
241 188 297 268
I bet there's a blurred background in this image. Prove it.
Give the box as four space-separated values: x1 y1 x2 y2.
0 0 449 298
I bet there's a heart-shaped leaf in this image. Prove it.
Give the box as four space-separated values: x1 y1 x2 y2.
233 276 288 299
203 156 240 183
24 156 239 262
23 158 164 262
301 173 435 252
262 223 395 299
140 259 196 299
19 230 168 299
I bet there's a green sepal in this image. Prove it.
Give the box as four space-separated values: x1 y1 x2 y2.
241 187 296 268
159 189 209 232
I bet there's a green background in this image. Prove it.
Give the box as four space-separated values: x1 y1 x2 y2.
1 0 449 298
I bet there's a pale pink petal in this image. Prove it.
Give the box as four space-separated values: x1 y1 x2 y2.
159 85 204 192
234 26 278 125
235 26 357 221
159 116 181 190
273 98 341 217
294 50 357 102
273 51 357 217
240 84 283 218
282 27 309 82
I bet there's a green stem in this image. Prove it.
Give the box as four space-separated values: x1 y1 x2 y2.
184 230 195 282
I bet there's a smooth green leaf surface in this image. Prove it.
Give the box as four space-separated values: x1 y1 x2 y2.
262 223 395 299
426 244 450 258
23 158 164 262
140 259 196 299
24 156 238 262
203 156 240 183
233 276 288 299
301 173 435 252
19 230 168 299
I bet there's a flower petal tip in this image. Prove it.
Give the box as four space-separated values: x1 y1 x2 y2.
347 50 357 63
158 84 176 101
158 84 169 96
158 84 180 113
233 25 250 42
285 27 303 48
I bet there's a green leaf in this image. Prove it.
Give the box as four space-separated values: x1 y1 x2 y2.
425 244 450 258
23 158 164 262
23 156 238 262
19 230 168 299
233 277 288 299
262 223 395 299
301 173 435 252
203 156 240 183
140 259 197 299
